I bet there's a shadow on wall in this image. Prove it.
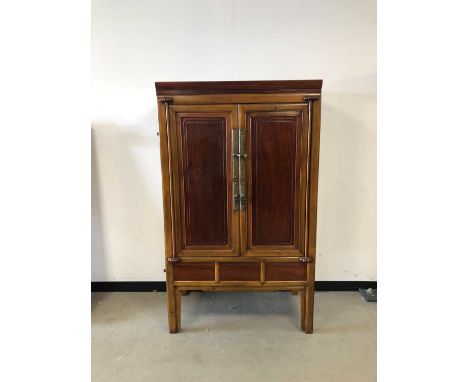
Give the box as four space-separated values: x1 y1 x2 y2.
316 92 376 280
91 128 107 281
91 109 165 282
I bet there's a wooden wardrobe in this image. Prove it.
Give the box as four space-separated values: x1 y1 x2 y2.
155 80 322 333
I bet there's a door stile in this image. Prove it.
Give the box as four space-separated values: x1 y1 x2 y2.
307 97 322 262
301 98 313 262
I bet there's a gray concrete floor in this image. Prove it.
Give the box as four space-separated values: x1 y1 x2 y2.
92 291 376 382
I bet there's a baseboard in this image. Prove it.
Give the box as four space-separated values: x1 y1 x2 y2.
91 281 377 292
314 281 377 291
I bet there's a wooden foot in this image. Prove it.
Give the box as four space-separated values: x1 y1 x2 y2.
304 285 314 334
175 289 181 331
167 286 179 333
300 288 306 331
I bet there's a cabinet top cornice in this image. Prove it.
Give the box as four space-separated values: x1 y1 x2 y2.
155 80 322 96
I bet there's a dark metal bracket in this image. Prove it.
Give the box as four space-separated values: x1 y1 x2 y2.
160 97 173 104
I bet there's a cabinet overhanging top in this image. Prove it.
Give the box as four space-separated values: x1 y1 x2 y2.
155 80 322 96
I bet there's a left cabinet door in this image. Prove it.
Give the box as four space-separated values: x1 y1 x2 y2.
161 104 240 257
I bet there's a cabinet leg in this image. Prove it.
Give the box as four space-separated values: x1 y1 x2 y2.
175 289 182 331
304 284 315 334
300 289 306 331
167 286 178 333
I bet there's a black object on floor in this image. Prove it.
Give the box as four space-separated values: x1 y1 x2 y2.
359 288 377 302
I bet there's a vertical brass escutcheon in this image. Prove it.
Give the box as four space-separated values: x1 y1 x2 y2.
232 128 240 210
238 128 246 210
232 127 247 210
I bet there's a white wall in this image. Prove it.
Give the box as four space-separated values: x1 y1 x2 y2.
91 0 376 281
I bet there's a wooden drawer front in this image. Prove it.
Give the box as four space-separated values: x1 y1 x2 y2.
173 263 214 281
265 262 307 281
219 262 260 281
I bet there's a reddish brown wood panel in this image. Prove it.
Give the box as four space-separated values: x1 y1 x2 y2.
180 117 228 246
219 262 260 281
251 116 299 246
173 263 215 281
265 262 307 281
155 80 323 95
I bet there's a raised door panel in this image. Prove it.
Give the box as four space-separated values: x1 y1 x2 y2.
239 104 309 257
168 105 239 257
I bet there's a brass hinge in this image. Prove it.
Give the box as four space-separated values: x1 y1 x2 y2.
299 257 313 263
167 256 180 263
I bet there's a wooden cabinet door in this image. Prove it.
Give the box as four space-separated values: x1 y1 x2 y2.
167 104 239 257
239 104 309 257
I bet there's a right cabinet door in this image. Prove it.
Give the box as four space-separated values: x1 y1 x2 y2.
239 104 309 257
